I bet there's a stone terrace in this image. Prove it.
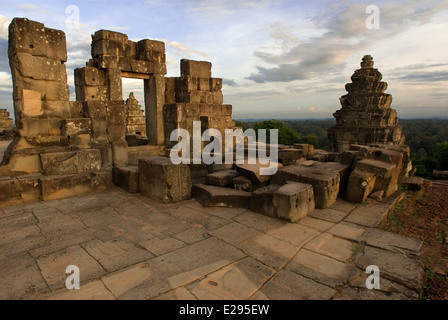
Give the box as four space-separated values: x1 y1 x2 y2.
0 186 423 300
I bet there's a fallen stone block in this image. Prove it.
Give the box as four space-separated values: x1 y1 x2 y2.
339 150 358 167
369 190 384 201
139 156 191 203
312 162 351 193
346 170 376 203
192 183 251 208
205 169 239 187
250 185 281 217
40 149 102 175
355 159 398 197
235 162 283 184
293 144 314 157
233 176 256 192
309 153 327 162
273 182 315 222
433 170 448 180
113 166 139 193
271 166 340 209
401 176 426 191
0 177 22 206
278 148 304 165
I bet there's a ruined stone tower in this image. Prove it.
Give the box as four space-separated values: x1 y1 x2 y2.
328 55 405 152
0 109 13 131
125 93 146 137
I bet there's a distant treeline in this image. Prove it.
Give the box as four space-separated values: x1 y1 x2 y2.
234 118 448 179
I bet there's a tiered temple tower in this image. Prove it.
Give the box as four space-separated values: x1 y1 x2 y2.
328 55 405 152
125 92 146 137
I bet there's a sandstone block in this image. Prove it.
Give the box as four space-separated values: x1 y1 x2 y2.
401 176 426 191
112 166 139 193
235 162 282 185
191 183 250 208
273 182 315 222
181 59 212 78
111 141 128 166
278 148 304 165
139 156 191 203
233 176 256 192
19 118 61 137
62 118 91 136
355 159 398 197
205 169 239 187
250 185 282 217
293 144 314 157
19 89 42 118
15 53 67 81
271 166 340 209
40 149 102 175
346 170 376 203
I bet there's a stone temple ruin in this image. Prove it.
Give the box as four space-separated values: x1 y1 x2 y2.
0 18 416 226
328 55 405 152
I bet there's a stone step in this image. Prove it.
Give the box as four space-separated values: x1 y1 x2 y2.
271 165 340 209
205 169 239 187
40 149 102 175
128 145 165 165
235 162 282 185
251 182 315 222
112 166 139 193
192 183 251 208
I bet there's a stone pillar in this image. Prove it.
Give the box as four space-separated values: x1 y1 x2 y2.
144 75 165 146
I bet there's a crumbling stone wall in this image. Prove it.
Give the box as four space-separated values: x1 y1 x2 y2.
0 109 13 131
328 55 405 152
164 59 234 147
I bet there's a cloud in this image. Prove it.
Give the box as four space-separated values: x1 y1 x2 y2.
222 78 238 87
247 0 448 83
392 71 448 82
0 14 11 41
164 40 210 59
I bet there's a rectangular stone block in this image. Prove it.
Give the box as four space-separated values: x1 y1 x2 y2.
0 178 21 206
355 159 398 197
293 144 315 157
69 134 91 148
42 100 71 119
273 182 315 222
15 53 67 81
221 105 232 116
61 118 91 136
312 162 351 192
278 148 304 165
165 77 176 104
74 67 103 86
233 176 256 192
111 141 128 166
235 162 283 185
210 78 222 92
250 185 282 217
181 59 212 78
206 169 239 187
106 69 123 101
112 166 139 193
39 172 110 201
19 118 61 137
107 124 126 142
13 78 70 101
271 165 340 209
69 101 84 118
192 184 251 208
346 170 376 203
137 39 165 61
139 156 191 203
20 89 42 118
40 149 102 175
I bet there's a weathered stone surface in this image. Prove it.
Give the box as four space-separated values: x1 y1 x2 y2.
39 171 110 200
61 118 91 136
312 162 351 192
293 144 314 157
303 233 354 262
278 148 304 165
273 182 315 222
205 169 239 187
250 185 281 217
433 170 448 180
346 170 376 203
401 176 426 191
181 59 212 78
112 165 139 193
233 175 256 192
40 149 101 175
328 56 404 152
271 165 340 209
356 158 398 197
139 156 191 203
192 183 251 208
235 162 282 184
354 246 423 292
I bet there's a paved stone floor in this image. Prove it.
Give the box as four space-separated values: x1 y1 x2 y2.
0 186 424 300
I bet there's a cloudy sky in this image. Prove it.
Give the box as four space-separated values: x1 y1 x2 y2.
0 0 447 120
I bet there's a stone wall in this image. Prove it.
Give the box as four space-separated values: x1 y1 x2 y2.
0 109 13 131
164 59 234 148
328 55 405 152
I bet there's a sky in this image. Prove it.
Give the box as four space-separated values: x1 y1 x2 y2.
0 0 447 120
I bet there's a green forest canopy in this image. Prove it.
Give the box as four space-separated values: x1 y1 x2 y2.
234 119 448 179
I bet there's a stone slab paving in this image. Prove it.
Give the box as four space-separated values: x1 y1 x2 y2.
0 186 423 300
